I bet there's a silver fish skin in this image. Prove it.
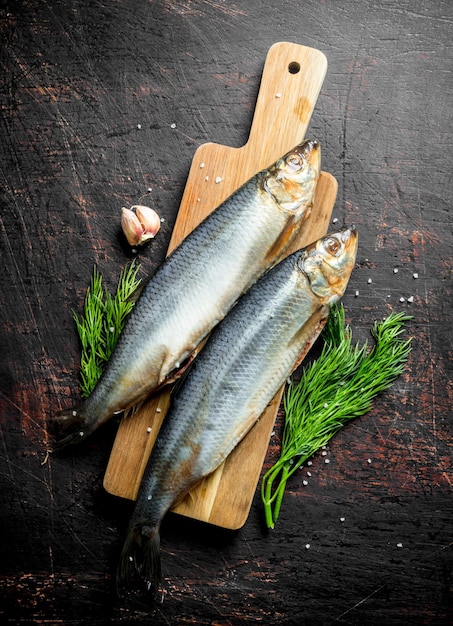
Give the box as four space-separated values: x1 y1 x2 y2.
55 140 320 447
116 226 358 594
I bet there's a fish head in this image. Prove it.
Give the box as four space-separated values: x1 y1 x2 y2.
298 226 358 303
264 139 321 212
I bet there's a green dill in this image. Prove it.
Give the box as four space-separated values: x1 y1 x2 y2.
261 304 412 529
73 260 142 397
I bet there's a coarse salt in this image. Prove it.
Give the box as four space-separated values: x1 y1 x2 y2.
170 123 176 129
303 480 309 486
200 162 205 168
413 273 418 279
355 290 359 297
393 268 398 274
407 296 414 303
367 278 372 284
146 427 152 433
305 543 310 549
215 176 222 184
399 297 405 302
340 517 345 522
324 458 330 464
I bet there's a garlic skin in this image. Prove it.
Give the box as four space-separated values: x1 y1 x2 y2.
121 205 161 246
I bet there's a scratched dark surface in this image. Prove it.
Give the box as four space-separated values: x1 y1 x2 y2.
1 0 452 624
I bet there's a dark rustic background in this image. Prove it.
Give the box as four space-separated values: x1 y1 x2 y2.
1 1 452 624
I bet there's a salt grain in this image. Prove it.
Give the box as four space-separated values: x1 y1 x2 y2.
355 290 359 297
332 217 338 224
215 176 222 184
413 272 418 279
156 408 161 413
324 459 330 464
367 458 372 464
276 93 282 98
303 480 309 486
322 450 327 456
340 517 345 522
396 542 403 548
367 278 372 284
200 162 205 168
146 427 152 433
307 461 313 466
393 268 398 274
305 543 310 549
307 471 312 477
407 296 414 303
170 123 176 129
399 297 405 302
137 123 142 130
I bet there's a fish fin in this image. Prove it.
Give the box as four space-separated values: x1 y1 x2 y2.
122 399 144 420
116 524 162 597
289 308 329 372
265 212 308 266
51 406 94 450
125 277 148 304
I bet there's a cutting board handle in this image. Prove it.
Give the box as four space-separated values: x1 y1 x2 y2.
245 42 327 163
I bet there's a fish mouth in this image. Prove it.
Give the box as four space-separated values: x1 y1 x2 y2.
293 139 321 171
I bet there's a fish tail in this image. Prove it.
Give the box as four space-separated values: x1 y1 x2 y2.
51 405 93 450
116 524 162 596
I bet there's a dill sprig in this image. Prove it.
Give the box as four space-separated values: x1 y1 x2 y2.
73 260 142 397
261 304 412 529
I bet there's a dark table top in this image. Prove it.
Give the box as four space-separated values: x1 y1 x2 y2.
1 1 452 624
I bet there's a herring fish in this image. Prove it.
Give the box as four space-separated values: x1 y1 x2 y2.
116 226 358 594
54 140 320 447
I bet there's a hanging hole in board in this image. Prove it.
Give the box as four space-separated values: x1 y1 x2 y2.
288 61 301 74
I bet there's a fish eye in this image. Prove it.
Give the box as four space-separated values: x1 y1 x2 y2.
325 236 342 256
285 154 302 172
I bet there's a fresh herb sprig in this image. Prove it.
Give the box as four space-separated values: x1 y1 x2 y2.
261 304 412 529
73 261 142 397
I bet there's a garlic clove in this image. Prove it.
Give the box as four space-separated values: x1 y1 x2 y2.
121 207 144 246
121 205 161 246
133 205 161 239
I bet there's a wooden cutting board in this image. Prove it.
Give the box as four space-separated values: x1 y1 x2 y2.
103 42 336 530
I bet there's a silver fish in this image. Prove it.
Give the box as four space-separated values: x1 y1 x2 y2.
55 140 320 447
116 226 358 594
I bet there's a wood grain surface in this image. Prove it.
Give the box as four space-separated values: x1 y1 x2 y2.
1 1 452 624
